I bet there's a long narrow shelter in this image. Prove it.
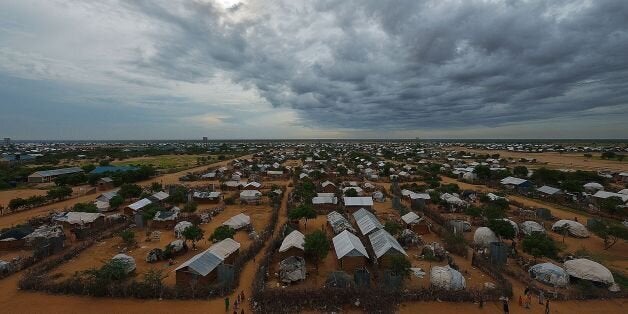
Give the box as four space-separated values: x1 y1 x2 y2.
352 208 383 236
332 230 370 271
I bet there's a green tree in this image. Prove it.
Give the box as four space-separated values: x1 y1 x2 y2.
288 204 317 220
389 254 412 278
512 166 528 178
210 225 235 241
168 185 188 204
522 233 558 258
182 224 204 249
487 219 516 240
183 201 198 213
119 229 136 246
474 165 491 181
599 196 624 215
344 188 358 197
8 198 27 211
118 183 142 199
81 164 96 172
150 182 163 192
384 220 402 236
73 202 99 213
47 185 73 201
109 195 124 209
304 230 330 269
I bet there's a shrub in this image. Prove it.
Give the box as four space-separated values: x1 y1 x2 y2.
210 225 235 241
522 233 558 258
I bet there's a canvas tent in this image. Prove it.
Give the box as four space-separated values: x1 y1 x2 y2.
529 262 569 287
564 259 617 290
223 213 251 230
520 221 545 235
112 254 136 274
430 265 466 291
552 220 589 238
473 227 498 247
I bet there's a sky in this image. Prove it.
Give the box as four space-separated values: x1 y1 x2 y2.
1 0 627 140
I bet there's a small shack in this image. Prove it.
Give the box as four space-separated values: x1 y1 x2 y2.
401 212 430 234
332 230 370 271
279 230 305 259
353 208 383 236
368 229 407 268
222 213 251 231
175 249 224 287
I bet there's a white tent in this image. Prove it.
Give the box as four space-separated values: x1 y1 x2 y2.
564 259 615 287
520 221 545 235
552 220 589 238
174 221 193 238
473 227 498 247
111 254 136 274
223 213 251 230
279 230 305 253
529 262 569 287
430 265 466 291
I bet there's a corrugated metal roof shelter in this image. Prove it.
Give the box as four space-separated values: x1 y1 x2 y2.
401 212 421 224
222 213 251 230
327 211 355 234
175 249 224 276
500 176 530 186
537 185 561 195
28 167 84 182
333 230 369 259
151 191 169 201
128 198 152 211
344 197 373 207
54 212 104 225
368 229 407 259
352 208 383 236
279 230 305 252
208 238 241 259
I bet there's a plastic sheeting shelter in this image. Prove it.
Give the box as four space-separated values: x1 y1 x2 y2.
430 265 466 291
552 220 589 238
174 221 193 238
564 259 615 286
279 256 306 283
520 221 545 236
112 254 136 274
529 262 569 287
473 227 498 247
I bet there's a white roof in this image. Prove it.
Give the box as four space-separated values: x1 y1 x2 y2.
409 192 430 200
312 196 337 205
343 197 373 207
245 181 262 188
537 185 561 195
175 249 223 276
240 190 262 197
223 213 251 230
368 229 407 258
564 259 614 285
321 180 335 187
208 238 241 259
618 189 628 195
333 230 369 259
279 230 305 252
552 220 589 238
473 227 498 247
500 176 529 186
353 208 383 235
520 221 545 235
151 191 169 201
128 198 152 211
55 212 104 225
342 186 363 193
401 212 421 224
592 190 628 203
583 182 604 190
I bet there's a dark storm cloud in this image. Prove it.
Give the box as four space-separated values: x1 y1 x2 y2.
120 0 628 130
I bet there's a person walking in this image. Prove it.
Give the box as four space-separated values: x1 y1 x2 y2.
225 297 230 312
503 299 510 314
539 290 545 305
525 293 532 309
545 299 550 314
519 295 523 307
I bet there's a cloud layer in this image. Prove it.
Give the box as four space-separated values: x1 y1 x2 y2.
1 0 627 139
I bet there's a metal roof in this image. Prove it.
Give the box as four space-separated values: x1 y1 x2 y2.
208 238 241 259
31 167 83 177
332 230 369 259
193 191 222 198
352 208 383 236
327 211 355 234
500 176 529 186
223 213 251 230
537 185 561 195
368 229 407 259
175 249 223 276
343 197 373 207
279 230 305 252
312 196 337 204
151 191 169 201
401 211 421 224
128 198 152 211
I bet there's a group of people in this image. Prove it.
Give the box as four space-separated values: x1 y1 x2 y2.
513 287 550 313
225 290 246 313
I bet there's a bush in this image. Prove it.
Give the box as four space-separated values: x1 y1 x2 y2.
47 185 73 201
384 220 402 236
183 201 198 213
118 183 142 199
210 225 235 241
304 230 330 267
522 233 558 258
487 219 516 240
288 204 316 220
389 254 411 278
73 202 98 213
109 195 124 209
119 230 136 246
443 231 468 257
